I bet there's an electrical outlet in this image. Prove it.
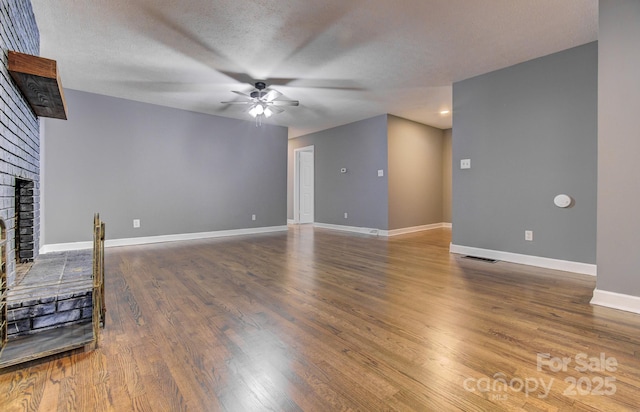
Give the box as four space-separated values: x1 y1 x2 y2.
133 219 140 228
525 230 533 241
344 212 348 219
252 214 256 221
460 159 471 169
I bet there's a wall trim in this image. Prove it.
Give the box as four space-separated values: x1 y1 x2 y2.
40 225 289 253
312 222 452 237
287 219 296 224
442 222 452 229
386 222 450 236
590 289 640 315
313 222 381 236
449 243 597 276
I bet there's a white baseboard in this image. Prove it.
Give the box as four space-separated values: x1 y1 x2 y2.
590 289 640 315
312 222 451 237
442 222 452 229
40 240 94 253
313 222 381 236
386 222 450 236
40 225 289 254
287 219 296 224
449 243 597 276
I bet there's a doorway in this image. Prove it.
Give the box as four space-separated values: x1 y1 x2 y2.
294 146 314 224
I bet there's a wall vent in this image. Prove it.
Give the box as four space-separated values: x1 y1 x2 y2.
462 255 498 263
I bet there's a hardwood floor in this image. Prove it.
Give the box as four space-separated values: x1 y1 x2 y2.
1 226 639 411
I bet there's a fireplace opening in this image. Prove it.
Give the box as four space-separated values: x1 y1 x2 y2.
14 179 35 284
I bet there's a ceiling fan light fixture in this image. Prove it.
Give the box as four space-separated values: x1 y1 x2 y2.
222 82 299 126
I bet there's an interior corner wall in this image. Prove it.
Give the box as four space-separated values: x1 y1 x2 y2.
43 89 288 245
451 42 598 264
387 115 443 230
442 128 452 223
597 0 640 297
287 115 389 229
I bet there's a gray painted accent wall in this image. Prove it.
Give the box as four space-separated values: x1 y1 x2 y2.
43 89 288 244
287 115 389 229
452 42 598 264
597 1 640 296
387 115 443 230
442 129 452 223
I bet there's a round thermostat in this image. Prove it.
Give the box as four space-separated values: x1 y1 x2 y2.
554 194 572 208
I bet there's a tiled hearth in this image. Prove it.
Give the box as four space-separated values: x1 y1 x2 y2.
0 215 104 369
7 250 93 338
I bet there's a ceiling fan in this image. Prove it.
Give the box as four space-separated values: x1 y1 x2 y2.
222 82 299 124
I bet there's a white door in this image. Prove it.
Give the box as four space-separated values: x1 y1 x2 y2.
299 150 314 223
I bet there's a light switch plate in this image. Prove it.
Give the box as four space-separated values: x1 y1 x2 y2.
378 169 384 177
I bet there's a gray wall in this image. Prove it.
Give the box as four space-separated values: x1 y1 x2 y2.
288 115 389 229
387 115 443 230
452 42 598 264
442 128 452 223
43 89 288 244
597 1 640 296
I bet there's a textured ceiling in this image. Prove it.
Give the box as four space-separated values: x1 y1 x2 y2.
31 0 597 137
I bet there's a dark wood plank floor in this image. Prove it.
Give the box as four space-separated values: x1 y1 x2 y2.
1 226 639 411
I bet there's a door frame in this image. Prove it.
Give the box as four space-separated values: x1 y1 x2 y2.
293 145 315 224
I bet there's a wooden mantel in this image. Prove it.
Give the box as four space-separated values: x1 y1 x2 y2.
8 50 68 120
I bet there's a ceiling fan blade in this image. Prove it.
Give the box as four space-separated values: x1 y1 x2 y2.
267 106 285 114
270 100 299 106
262 89 282 102
221 101 252 104
232 90 252 97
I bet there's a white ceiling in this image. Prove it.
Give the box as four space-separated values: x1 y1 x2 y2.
31 0 597 138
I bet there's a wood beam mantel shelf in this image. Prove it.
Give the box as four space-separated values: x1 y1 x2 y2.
8 50 68 120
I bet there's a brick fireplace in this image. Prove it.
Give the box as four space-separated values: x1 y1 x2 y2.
15 179 37 263
1 0 42 289
1 1 96 343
